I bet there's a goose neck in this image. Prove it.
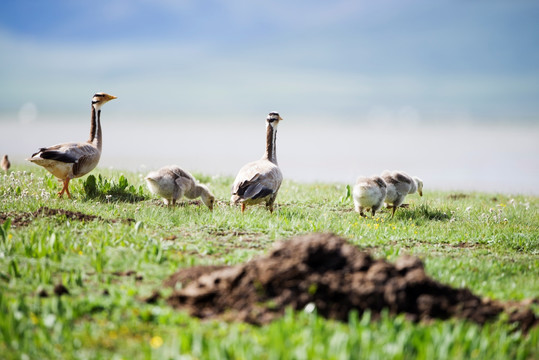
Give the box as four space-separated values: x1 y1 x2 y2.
94 110 103 151
264 122 278 164
88 106 97 143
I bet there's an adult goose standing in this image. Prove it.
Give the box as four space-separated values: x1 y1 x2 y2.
231 112 283 213
27 93 117 198
381 170 423 216
145 165 215 210
353 175 387 217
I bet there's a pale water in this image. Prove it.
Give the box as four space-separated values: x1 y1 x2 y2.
2 118 538 195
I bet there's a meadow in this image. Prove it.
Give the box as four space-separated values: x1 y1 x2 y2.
0 165 538 359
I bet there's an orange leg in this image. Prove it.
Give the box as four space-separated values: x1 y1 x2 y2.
241 203 246 213
58 178 71 199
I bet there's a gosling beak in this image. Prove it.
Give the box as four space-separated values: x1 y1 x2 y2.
419 190 423 197
106 94 117 101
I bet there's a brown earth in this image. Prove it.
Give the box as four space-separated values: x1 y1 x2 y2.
165 233 538 332
0 206 135 227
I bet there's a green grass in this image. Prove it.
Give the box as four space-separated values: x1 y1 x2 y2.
1 165 538 359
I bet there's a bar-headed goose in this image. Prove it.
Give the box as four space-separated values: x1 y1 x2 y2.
27 93 116 198
353 175 387 217
145 165 215 211
381 170 423 216
231 112 283 213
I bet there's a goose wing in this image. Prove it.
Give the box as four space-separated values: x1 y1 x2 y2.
168 165 196 183
232 160 282 200
31 142 98 162
392 172 413 196
29 142 100 177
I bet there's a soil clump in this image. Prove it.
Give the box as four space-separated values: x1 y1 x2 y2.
166 233 537 332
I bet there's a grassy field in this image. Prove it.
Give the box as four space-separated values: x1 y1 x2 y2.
0 165 538 359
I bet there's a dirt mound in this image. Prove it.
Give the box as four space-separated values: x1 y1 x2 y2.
166 233 537 332
0 206 134 227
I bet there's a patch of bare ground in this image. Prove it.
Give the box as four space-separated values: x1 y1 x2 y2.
164 233 537 332
209 229 262 237
0 206 135 227
448 193 469 200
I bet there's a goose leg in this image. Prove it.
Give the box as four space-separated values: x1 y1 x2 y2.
267 196 276 214
241 203 246 213
65 179 72 199
58 178 71 198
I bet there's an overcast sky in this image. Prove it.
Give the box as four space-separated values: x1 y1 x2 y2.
1 0 538 124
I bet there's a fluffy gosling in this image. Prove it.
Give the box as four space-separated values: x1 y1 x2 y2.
353 175 387 217
381 170 423 216
145 165 215 211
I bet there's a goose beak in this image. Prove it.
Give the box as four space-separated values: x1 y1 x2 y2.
419 190 423 196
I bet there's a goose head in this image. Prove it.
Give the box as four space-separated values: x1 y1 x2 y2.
267 112 283 128
92 93 117 110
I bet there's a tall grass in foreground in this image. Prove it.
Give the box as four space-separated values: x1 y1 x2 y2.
0 165 538 359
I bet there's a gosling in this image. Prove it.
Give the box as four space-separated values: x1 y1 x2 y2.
381 170 423 216
145 165 215 211
353 175 387 217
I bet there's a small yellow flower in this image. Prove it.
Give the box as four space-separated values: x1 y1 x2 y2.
8 234 13 240
30 313 38 325
150 335 164 349
78 251 83 255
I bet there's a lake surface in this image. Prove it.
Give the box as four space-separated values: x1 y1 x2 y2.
2 117 538 195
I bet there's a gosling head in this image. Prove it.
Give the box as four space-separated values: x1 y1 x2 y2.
414 177 424 196
199 184 216 211
92 92 117 110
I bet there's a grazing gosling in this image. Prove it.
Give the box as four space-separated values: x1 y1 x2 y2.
145 165 215 211
381 170 423 216
1 154 10 173
353 175 387 217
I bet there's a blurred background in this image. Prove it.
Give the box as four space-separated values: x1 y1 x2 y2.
1 0 538 194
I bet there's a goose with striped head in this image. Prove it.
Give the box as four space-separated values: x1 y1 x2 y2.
231 112 283 213
27 92 116 198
